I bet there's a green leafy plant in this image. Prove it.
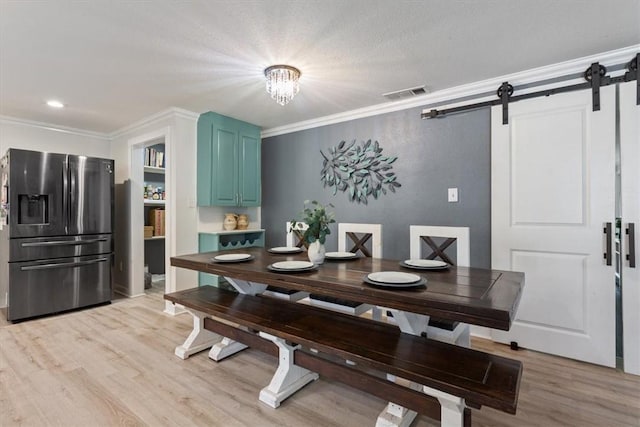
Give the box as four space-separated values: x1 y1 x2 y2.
290 200 335 244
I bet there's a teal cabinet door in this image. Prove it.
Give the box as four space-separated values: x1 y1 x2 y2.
197 112 261 207
211 125 239 206
238 123 261 206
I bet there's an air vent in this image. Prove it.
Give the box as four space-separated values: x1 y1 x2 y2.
382 85 428 101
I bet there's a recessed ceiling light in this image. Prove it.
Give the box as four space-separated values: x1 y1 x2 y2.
46 100 64 108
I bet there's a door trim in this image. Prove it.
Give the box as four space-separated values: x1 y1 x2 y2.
127 127 173 302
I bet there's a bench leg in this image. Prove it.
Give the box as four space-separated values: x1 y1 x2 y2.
175 309 221 360
376 401 417 427
204 277 265 361
376 311 428 426
376 375 419 427
258 332 319 408
208 337 249 361
423 385 466 427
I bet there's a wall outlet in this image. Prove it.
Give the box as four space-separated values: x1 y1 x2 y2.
448 188 459 203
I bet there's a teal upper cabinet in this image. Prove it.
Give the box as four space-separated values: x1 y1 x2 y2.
197 112 261 207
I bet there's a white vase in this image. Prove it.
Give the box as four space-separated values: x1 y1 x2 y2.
307 240 326 264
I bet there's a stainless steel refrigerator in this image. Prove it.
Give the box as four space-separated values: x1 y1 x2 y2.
0 149 114 321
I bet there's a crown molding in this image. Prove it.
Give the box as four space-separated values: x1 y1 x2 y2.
0 115 111 140
0 107 199 141
109 107 199 139
261 44 640 139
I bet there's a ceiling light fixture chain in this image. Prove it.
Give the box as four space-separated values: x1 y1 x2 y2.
264 65 301 106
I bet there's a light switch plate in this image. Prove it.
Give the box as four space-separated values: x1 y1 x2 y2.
448 188 458 202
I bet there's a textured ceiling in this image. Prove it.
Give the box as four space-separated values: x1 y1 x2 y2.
0 0 639 134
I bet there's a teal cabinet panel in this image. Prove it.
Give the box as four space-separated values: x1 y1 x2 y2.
212 127 238 205
238 123 261 207
197 112 261 207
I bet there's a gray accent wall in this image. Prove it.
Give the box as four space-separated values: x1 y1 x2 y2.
261 106 491 268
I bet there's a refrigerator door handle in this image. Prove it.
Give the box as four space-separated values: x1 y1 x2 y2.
603 222 612 266
20 257 110 271
63 158 69 234
626 223 636 268
21 238 108 248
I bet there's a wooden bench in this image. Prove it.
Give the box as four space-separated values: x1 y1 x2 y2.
165 286 522 427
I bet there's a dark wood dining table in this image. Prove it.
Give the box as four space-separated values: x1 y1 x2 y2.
169 247 525 427
170 246 524 331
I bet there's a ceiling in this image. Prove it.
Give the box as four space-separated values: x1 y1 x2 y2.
1 1 639 135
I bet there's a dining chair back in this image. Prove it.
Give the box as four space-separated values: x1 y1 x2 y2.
338 223 383 258
409 225 471 347
409 225 470 266
310 223 382 320
286 221 309 249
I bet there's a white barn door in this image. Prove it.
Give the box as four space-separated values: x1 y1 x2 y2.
491 87 616 367
620 81 640 375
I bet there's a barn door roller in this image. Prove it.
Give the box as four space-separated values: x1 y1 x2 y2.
420 54 640 124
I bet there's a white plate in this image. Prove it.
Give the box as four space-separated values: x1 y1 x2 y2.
268 246 303 254
367 271 422 284
402 259 449 269
325 251 358 259
212 253 253 262
271 260 315 270
363 276 427 288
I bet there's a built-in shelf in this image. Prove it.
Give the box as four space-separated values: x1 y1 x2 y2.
145 236 165 241
144 166 165 174
144 199 165 206
198 229 265 286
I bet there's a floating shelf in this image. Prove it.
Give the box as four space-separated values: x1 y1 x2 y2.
144 236 165 241
144 199 165 206
144 166 165 174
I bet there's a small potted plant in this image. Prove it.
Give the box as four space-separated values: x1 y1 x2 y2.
290 200 335 264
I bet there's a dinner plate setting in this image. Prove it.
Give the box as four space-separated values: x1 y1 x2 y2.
268 246 304 254
400 259 449 270
211 253 254 263
267 260 317 273
324 251 359 260
363 271 427 288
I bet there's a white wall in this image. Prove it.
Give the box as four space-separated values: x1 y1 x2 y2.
0 118 112 308
198 206 261 232
0 117 110 158
109 109 199 300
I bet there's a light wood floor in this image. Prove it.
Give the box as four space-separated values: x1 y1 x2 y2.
1 289 639 427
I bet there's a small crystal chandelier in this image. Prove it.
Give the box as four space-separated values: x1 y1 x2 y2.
264 65 301 106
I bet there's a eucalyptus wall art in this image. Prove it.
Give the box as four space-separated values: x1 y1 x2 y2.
320 139 401 205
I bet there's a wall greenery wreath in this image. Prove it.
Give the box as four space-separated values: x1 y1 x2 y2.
320 139 401 205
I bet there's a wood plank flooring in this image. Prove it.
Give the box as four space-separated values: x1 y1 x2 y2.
1 289 639 427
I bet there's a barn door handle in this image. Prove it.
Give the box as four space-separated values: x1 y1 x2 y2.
626 223 636 268
603 222 612 266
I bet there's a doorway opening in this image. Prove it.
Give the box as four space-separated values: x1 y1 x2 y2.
128 128 172 299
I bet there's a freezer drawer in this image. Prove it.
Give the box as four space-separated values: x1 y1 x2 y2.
9 234 112 262
7 254 112 321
